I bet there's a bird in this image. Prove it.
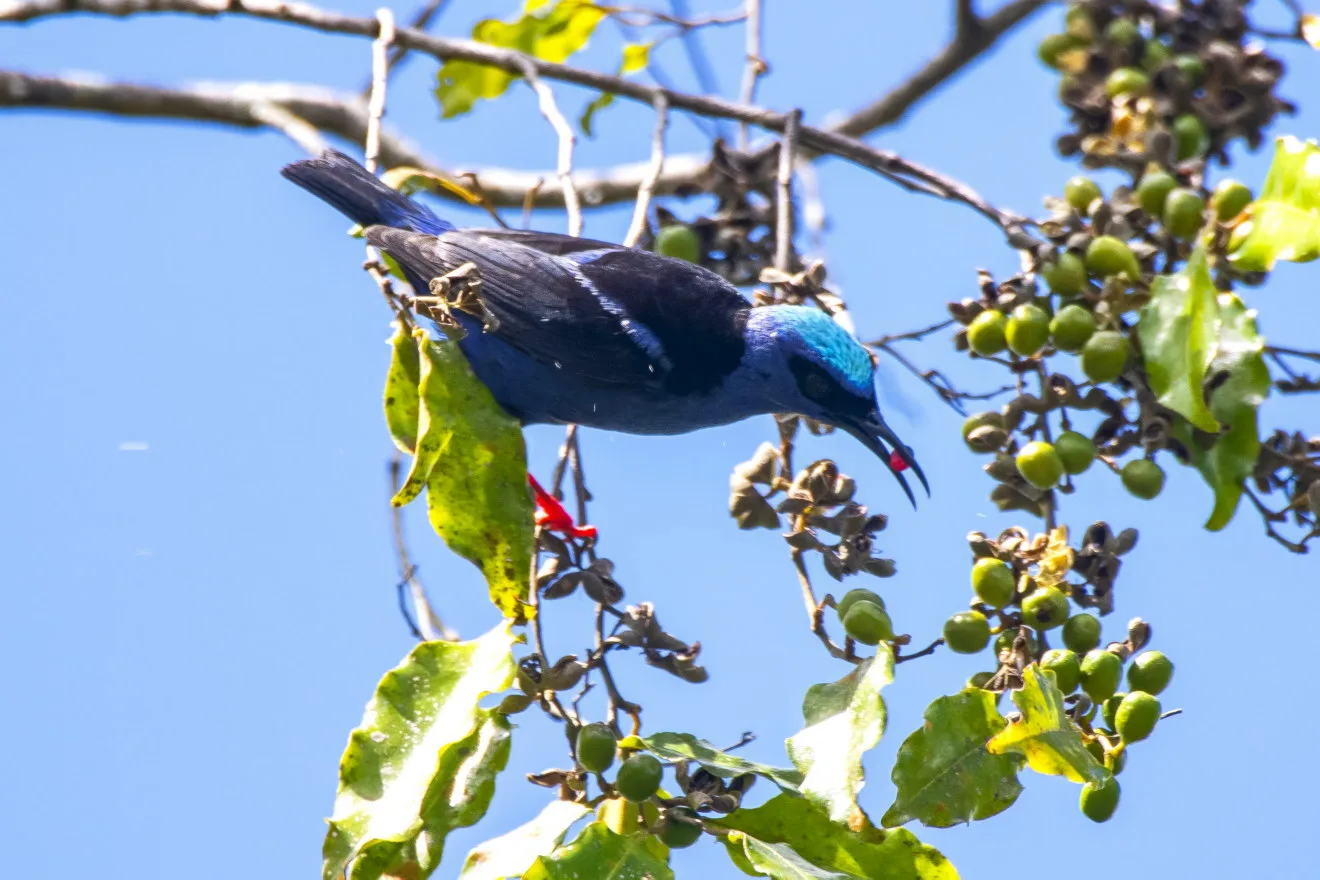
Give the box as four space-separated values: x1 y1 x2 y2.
281 149 928 504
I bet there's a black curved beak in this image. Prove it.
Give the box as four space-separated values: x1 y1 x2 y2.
840 410 929 509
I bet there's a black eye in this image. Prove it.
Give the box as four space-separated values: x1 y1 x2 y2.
803 371 832 401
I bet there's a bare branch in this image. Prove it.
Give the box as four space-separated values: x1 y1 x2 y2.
0 0 1038 242
0 70 711 207
827 0 1047 138
361 9 408 323
775 108 800 272
624 94 669 248
513 57 582 237
737 0 764 149
361 0 450 94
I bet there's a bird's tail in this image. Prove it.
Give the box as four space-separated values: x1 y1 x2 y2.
280 149 454 235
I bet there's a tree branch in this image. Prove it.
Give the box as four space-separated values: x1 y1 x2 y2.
0 0 1038 243
826 0 1047 138
0 69 712 207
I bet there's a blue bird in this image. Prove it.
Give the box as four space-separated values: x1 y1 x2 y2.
281 150 928 504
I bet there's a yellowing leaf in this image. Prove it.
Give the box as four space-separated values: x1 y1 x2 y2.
1137 246 1220 433
1302 14 1320 49
391 329 535 620
436 0 605 118
383 324 422 454
381 166 484 207
986 666 1108 786
1034 526 1073 590
1228 136 1320 271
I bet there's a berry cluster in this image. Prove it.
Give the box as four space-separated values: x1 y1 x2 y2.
1039 0 1293 172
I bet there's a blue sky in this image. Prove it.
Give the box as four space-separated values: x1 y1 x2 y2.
3 2 1319 878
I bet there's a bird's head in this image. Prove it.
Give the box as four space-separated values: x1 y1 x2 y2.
743 305 929 505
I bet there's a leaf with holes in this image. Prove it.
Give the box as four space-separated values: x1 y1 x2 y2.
436 0 606 118
1138 245 1220 433
1229 136 1320 271
786 648 892 830
322 622 519 880
882 688 1023 829
713 794 958 880
644 732 803 794
459 799 591 880
521 821 672 880
985 665 1107 786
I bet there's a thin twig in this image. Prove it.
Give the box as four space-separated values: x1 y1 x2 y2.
246 100 327 154
894 637 944 664
358 0 450 95
513 57 582 238
389 455 453 640
736 0 764 150
775 109 800 272
789 543 853 662
624 94 669 248
362 9 410 322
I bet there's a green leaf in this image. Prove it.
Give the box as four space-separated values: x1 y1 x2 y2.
580 42 651 137
1173 293 1270 530
323 622 519 880
786 648 892 830
522 821 673 880
985 665 1107 786
734 834 856 879
436 0 606 119
882 688 1023 829
394 329 535 620
643 732 803 793
1137 246 1220 432
714 794 958 880
383 323 421 454
1228 135 1320 271
459 799 591 880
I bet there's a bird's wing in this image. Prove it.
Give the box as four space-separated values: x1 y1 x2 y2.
369 227 750 390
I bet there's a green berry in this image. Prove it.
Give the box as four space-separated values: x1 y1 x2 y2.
577 722 618 774
967 310 1009 356
836 588 885 620
1142 38 1171 70
658 807 703 848
1063 614 1102 653
843 601 894 646
1064 6 1094 41
1081 649 1123 702
1172 113 1209 161
1136 169 1178 216
655 224 701 263
1049 304 1096 353
1021 587 1070 631
962 412 1007 454
1173 53 1206 86
1085 235 1141 280
1115 691 1161 742
971 557 1016 608
944 611 992 654
1104 18 1141 47
1054 430 1097 475
1105 67 1150 98
1040 649 1082 693
1041 251 1087 296
1102 692 1126 729
1212 179 1253 222
1127 651 1174 695
1081 330 1130 383
1163 187 1206 239
1065 176 1103 214
1016 441 1065 490
1080 777 1121 822
1038 33 1084 69
1121 459 1165 499
1007 303 1051 356
968 671 996 690
615 753 664 802
994 627 1037 658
